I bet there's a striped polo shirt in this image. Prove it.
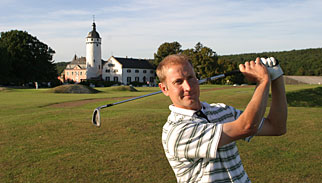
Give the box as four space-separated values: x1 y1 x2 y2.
162 102 251 183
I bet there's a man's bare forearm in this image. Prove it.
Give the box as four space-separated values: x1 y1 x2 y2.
266 76 288 135
239 79 270 134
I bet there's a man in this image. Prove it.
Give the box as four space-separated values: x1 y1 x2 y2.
157 54 287 182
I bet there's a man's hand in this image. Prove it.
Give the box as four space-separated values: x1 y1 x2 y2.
260 57 284 80
239 58 270 84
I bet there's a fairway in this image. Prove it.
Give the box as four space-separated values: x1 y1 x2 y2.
0 85 321 183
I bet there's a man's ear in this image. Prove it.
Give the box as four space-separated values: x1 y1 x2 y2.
158 83 169 96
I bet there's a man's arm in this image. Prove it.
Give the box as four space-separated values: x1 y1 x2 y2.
218 58 271 147
256 76 287 136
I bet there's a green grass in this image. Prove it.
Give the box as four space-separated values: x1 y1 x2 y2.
0 85 321 182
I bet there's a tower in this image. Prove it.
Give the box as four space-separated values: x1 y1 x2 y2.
86 21 102 79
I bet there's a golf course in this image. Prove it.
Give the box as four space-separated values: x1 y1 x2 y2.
1 84 321 182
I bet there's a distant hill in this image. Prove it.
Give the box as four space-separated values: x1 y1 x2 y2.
219 48 322 76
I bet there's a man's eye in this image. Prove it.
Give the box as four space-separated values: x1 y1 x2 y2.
174 80 183 85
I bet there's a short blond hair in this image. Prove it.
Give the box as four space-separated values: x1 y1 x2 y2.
156 54 193 83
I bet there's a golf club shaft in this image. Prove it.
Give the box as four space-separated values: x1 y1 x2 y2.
92 70 241 127
92 58 280 127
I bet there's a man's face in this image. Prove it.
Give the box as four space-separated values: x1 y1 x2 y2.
159 63 201 110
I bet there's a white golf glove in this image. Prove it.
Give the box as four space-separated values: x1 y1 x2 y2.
260 57 283 80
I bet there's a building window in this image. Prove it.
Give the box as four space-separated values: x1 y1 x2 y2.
94 59 95 63
106 69 110 73
143 76 146 83
80 72 82 75
135 77 139 82
66 72 69 76
113 69 118 73
127 69 131 73
150 77 154 82
72 72 73 75
127 77 131 83
143 70 147 73
150 70 154 74
106 77 110 81
114 77 118 82
108 63 114 67
98 65 100 69
135 70 139 73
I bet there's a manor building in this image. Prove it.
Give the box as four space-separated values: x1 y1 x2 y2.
63 55 88 83
103 56 155 85
61 22 155 85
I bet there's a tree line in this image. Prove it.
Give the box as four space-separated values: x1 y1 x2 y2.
152 42 322 84
56 41 322 85
1 29 321 86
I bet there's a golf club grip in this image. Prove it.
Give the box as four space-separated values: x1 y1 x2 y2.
223 59 279 77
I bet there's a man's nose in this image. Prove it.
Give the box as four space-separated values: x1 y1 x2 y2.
182 80 191 91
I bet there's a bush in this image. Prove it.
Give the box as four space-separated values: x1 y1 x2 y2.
129 81 147 87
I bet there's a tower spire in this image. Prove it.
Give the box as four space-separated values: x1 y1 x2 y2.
92 15 96 31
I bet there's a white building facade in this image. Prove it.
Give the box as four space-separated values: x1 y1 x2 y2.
102 56 155 86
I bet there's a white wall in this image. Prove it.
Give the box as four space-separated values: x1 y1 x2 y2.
102 57 122 83
122 68 155 85
102 57 156 85
86 37 101 79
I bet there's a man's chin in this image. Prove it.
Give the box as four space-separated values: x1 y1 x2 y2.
184 100 201 110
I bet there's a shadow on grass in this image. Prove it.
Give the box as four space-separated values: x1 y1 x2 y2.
286 87 322 107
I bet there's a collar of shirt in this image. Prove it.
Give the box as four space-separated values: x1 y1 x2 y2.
169 102 210 117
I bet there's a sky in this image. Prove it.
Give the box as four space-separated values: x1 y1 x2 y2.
1 0 321 62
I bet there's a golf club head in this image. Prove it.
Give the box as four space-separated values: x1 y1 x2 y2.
92 108 101 127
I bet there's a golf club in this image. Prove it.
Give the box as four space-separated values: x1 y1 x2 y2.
92 58 280 127
92 70 240 127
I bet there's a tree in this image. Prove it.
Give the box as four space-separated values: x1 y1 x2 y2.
0 30 57 85
0 45 12 84
183 42 218 82
153 41 182 67
217 58 243 84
